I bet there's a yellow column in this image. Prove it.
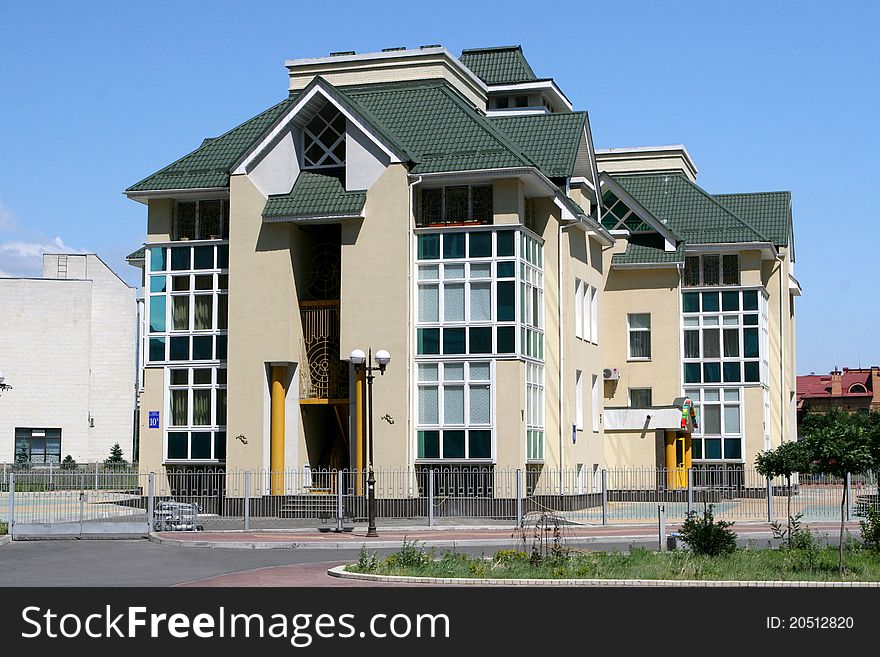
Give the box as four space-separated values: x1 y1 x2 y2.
270 365 286 495
683 432 693 472
355 369 364 495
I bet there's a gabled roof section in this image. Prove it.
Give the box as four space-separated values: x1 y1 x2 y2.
127 99 294 193
713 191 791 247
263 172 366 221
611 173 770 245
125 246 145 261
339 80 534 174
611 242 684 268
459 46 538 85
489 112 586 178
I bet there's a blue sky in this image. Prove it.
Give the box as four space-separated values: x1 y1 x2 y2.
0 1 877 374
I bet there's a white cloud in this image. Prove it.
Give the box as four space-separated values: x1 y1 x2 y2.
0 236 90 278
0 195 18 231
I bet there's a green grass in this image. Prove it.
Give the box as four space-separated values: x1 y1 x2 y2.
0 522 7 535
347 542 880 582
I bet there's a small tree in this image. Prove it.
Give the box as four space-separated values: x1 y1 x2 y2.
60 455 78 471
756 440 808 547
14 442 29 467
104 443 127 465
798 409 875 576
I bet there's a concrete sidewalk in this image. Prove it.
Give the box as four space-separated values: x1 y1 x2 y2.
151 520 863 550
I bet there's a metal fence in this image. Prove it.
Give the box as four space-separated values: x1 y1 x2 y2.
3 465 876 538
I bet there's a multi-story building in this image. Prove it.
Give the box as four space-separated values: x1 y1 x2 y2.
125 45 798 491
797 367 880 423
0 254 137 463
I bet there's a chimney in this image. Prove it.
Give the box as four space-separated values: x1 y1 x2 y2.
831 369 842 396
872 367 880 407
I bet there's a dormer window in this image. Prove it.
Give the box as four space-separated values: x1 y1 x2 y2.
302 103 346 171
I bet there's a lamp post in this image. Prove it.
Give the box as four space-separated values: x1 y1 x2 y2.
349 348 390 537
0 371 10 396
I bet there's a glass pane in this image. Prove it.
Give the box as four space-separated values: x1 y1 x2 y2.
497 261 515 278
170 390 188 426
149 337 166 362
170 369 188 385
418 328 440 354
704 389 720 402
702 329 720 358
217 369 227 384
743 314 759 326
150 276 166 293
149 296 166 332
193 245 214 270
418 285 439 322
418 265 439 280
171 247 191 271
469 231 492 257
170 336 189 361
167 432 188 460
217 245 229 269
684 363 701 383
684 317 699 327
703 405 721 434
418 431 440 458
704 438 722 460
443 363 464 381
630 389 652 407
442 328 466 354
470 362 490 381
215 335 227 360
723 362 741 383
497 281 515 321
443 430 465 458
702 255 720 285
703 315 719 326
497 326 515 353
724 388 739 401
443 232 465 259
418 363 438 382
703 362 721 383
628 313 650 329
199 201 222 240
701 292 719 312
190 432 212 459
216 390 227 426
470 385 490 424
418 387 439 424
724 405 741 433
444 284 465 322
684 331 700 358
629 331 651 359
682 292 700 313
743 328 759 357
722 291 739 311
192 390 211 425
470 263 491 278
469 430 492 458
723 439 742 459
172 296 190 330
217 295 228 330
692 438 703 460
194 274 213 290
744 361 760 382
194 295 213 330
418 234 440 259
470 283 491 321
444 187 469 223
214 432 226 460
150 247 166 272
443 386 464 424
742 290 758 310
172 276 190 292
722 255 739 285
723 315 739 325
444 263 465 279
497 230 515 256
192 336 213 360
723 329 739 357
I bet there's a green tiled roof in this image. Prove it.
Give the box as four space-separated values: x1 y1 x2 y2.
459 46 538 84
611 173 770 245
126 99 294 192
490 112 586 178
339 80 533 174
714 191 791 247
263 172 366 219
125 246 145 261
611 242 684 266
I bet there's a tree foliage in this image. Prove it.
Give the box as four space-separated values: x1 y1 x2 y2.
104 443 127 465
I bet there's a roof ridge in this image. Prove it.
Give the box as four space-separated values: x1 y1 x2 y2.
674 175 772 243
714 190 791 198
490 110 587 121
461 45 523 53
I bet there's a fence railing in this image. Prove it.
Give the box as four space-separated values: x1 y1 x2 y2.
3 465 876 536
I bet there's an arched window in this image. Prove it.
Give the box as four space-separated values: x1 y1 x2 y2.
849 383 867 394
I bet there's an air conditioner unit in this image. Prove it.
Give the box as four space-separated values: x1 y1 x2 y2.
603 367 620 381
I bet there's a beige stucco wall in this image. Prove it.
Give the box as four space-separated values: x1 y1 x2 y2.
146 199 172 242
495 359 525 469
138 367 165 473
493 178 523 225
743 385 766 461
340 164 411 470
604 429 663 469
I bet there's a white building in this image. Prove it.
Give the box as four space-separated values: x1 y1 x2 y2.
0 254 137 464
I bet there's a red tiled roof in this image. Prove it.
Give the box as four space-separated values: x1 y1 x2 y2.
797 370 873 400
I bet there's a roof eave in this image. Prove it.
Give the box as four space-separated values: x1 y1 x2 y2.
123 187 229 204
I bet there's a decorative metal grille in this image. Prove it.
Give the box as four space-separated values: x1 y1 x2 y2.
302 103 346 169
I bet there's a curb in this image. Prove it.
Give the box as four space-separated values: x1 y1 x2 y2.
0 535 11 547
327 565 880 588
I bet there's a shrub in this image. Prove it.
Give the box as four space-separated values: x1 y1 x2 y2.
104 443 127 465
679 505 737 556
860 506 880 551
394 538 430 568
60 455 77 471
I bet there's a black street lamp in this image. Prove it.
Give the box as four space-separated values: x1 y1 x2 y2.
349 347 390 537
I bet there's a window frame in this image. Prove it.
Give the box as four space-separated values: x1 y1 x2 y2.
627 313 652 361
164 366 227 463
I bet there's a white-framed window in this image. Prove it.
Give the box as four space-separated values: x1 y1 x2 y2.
591 374 600 432
590 286 598 344
416 361 493 461
583 283 592 342
685 387 742 461
575 369 584 430
166 366 227 462
526 362 544 461
302 103 345 170
683 254 740 287
627 313 651 360
682 288 766 385
574 278 583 339
629 388 652 408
